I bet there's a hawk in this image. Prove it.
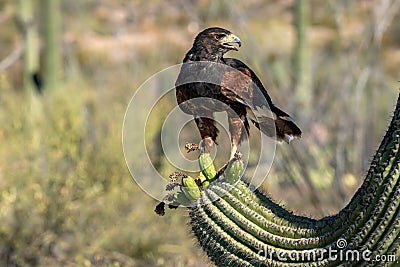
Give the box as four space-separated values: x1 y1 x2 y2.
176 27 301 159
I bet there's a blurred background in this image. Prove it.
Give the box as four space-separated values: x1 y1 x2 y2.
0 0 399 266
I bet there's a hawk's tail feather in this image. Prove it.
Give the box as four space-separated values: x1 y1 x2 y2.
250 107 302 144
274 116 302 143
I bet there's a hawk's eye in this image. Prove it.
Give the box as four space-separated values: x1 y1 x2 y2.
214 33 226 40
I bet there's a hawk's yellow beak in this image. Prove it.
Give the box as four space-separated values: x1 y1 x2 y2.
221 33 241 50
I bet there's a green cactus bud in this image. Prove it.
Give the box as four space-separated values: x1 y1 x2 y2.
182 176 201 200
225 158 244 184
199 153 217 181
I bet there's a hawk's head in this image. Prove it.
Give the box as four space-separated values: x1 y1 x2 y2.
192 27 241 58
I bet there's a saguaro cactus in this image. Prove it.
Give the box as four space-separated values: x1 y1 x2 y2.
188 94 400 266
16 0 39 93
42 0 61 91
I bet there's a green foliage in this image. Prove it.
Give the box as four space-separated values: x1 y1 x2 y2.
0 77 199 266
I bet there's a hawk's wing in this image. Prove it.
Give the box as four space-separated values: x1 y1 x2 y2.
221 58 302 142
221 58 277 113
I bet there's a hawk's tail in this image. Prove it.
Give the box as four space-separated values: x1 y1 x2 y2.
248 105 302 143
273 115 302 143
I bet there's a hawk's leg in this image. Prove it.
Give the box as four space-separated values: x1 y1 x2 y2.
194 116 218 154
228 115 246 160
213 115 242 178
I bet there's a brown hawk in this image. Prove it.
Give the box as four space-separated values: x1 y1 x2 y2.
175 27 301 159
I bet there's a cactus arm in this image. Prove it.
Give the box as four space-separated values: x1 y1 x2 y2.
189 94 400 266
